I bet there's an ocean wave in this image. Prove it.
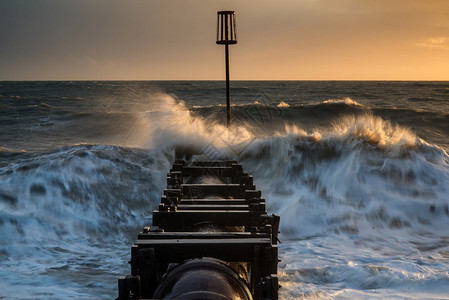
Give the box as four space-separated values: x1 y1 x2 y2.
322 97 365 107
130 98 449 297
235 115 449 241
0 144 172 247
5 107 447 243
40 102 57 109
279 258 449 299
407 96 440 102
0 144 174 297
2 92 449 298
278 101 290 107
0 146 15 153
125 95 449 241
434 87 449 93
189 98 448 148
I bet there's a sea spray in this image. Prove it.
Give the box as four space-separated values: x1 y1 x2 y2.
231 116 449 299
124 96 449 241
2 81 449 299
237 115 449 236
0 145 173 298
135 94 255 155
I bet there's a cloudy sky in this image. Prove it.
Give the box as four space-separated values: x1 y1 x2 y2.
1 0 448 80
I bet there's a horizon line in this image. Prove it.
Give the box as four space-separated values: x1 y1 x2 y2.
1 79 449 82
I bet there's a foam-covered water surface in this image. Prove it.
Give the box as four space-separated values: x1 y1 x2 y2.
236 119 449 299
1 81 449 299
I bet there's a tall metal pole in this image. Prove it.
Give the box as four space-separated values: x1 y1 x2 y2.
216 11 237 131
225 44 231 129
224 13 231 130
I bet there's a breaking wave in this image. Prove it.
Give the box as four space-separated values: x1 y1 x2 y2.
1 93 449 298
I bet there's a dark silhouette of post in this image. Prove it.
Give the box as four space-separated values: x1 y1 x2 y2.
217 11 237 129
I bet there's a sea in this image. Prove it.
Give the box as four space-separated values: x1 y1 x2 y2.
1 81 449 299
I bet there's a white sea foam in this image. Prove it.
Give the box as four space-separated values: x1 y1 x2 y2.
0 144 172 298
132 97 448 298
2 93 449 299
323 97 365 107
102 96 449 298
233 115 449 299
124 94 255 155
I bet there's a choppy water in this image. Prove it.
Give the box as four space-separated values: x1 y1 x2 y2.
1 81 449 299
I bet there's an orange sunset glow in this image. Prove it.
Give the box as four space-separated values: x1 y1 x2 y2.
1 0 448 80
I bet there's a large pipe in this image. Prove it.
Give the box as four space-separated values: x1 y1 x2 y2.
117 161 280 300
152 258 252 300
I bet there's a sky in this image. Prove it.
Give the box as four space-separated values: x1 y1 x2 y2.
1 0 448 80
